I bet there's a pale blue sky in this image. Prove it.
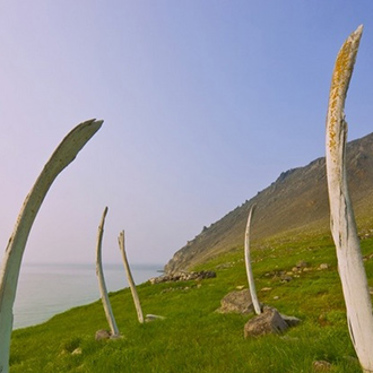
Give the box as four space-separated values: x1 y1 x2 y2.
0 1 372 266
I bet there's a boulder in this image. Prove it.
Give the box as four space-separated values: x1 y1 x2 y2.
244 307 289 337
216 289 254 314
243 307 300 338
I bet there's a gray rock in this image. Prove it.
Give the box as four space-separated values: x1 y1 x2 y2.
95 329 111 341
244 307 289 337
216 289 254 314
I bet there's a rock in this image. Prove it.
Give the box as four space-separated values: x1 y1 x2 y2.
312 360 332 371
95 329 111 341
196 270 217 280
236 285 245 290
244 307 288 337
216 289 254 314
281 275 293 282
260 287 272 292
149 270 216 284
296 260 309 268
71 347 82 355
319 263 329 270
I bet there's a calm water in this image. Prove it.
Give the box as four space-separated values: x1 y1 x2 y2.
14 262 162 329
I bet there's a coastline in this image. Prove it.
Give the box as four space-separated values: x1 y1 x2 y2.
14 262 161 329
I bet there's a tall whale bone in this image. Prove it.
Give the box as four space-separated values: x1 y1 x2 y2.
325 25 373 373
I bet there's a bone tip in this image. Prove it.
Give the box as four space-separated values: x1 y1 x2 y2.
93 119 104 127
354 24 364 38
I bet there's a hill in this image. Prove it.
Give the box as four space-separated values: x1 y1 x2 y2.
165 132 373 274
10 231 373 372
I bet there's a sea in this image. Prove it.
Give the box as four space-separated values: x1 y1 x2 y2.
13 262 162 329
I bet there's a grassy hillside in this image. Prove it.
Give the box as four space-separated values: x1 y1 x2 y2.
9 231 373 372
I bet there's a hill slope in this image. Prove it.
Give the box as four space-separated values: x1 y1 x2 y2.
165 132 373 274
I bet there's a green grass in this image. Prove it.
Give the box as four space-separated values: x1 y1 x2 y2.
9 233 373 372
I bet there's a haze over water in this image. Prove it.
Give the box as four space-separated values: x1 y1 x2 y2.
14 262 161 329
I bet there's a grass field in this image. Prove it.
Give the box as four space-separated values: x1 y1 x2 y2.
9 232 373 372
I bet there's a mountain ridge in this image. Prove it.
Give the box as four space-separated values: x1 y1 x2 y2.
165 132 373 274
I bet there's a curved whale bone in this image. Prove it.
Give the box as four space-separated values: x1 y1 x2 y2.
0 119 103 373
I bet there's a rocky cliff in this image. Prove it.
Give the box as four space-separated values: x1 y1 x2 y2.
165 132 373 274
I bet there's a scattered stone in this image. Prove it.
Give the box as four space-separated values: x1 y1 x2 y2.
319 263 329 270
244 307 288 337
150 270 216 284
71 347 82 355
302 267 313 272
236 285 245 290
312 360 332 371
281 275 293 282
273 296 280 300
296 260 309 269
216 289 254 314
95 329 111 341
369 287 373 295
260 287 272 292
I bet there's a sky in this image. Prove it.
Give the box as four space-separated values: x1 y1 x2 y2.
0 1 372 267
